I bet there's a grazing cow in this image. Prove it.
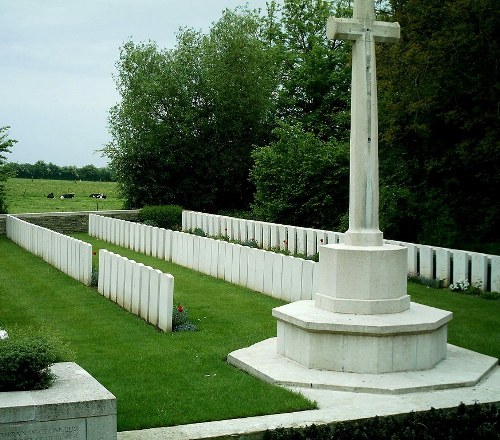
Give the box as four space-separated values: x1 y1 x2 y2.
89 193 107 199
47 192 54 198
61 193 75 199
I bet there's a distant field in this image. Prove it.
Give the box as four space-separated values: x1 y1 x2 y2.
4 178 124 214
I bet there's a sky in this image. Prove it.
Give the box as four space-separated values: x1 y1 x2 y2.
1 0 274 168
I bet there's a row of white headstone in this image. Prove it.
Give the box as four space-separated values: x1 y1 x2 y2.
6 214 92 285
182 210 500 292
97 250 173 331
89 214 318 301
181 211 344 257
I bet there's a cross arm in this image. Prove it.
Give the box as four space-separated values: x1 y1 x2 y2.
327 17 400 43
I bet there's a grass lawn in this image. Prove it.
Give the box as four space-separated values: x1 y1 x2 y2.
2 233 499 432
0 234 315 431
4 178 124 213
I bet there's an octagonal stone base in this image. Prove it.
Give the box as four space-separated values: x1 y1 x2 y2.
273 301 453 373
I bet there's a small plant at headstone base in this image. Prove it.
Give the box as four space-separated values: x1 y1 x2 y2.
191 227 207 237
449 279 471 293
172 304 198 332
407 273 444 289
91 263 99 287
0 326 74 391
240 238 260 248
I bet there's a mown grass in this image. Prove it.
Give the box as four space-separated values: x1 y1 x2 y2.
2 233 499 432
4 178 124 213
0 235 315 431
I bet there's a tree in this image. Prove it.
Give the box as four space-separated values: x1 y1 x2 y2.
377 0 500 249
265 0 352 141
251 122 349 229
0 126 17 213
105 8 278 211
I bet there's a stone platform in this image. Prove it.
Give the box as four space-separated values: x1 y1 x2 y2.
228 337 497 394
0 362 117 440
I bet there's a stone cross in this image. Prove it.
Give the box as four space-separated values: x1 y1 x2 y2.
327 0 400 246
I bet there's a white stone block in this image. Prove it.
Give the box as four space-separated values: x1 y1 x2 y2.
210 240 219 278
212 215 221 237
189 234 198 270
452 250 469 284
290 258 304 302
316 230 327 252
123 259 133 312
406 243 418 275
103 251 112 299
435 248 451 286
281 256 293 302
272 253 284 299
231 244 242 285
231 218 240 241
254 250 265 293
306 229 317 258
471 252 488 290
491 256 500 293
301 260 315 301
270 224 280 249
316 244 409 315
419 245 433 278
253 222 262 247
116 256 126 307
133 222 140 252
278 225 287 251
202 214 209 235
286 226 297 254
262 224 271 249
158 273 174 332
238 246 249 287
246 220 255 241
98 249 106 295
247 248 258 290
182 210 188 230
144 225 153 255
164 230 172 261
157 228 165 260
296 228 307 255
220 216 228 238
217 240 227 280
131 263 144 315
148 269 161 326
109 253 119 303
224 242 234 282
139 224 146 254
239 219 248 242
139 266 151 321
151 227 159 258
263 251 274 295
225 217 232 239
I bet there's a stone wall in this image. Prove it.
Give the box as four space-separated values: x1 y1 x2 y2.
0 210 140 235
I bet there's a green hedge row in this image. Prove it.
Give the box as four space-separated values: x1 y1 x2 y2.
137 205 183 231
264 403 499 440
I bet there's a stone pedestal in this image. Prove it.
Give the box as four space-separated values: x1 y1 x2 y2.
0 363 117 440
315 244 410 314
274 300 452 373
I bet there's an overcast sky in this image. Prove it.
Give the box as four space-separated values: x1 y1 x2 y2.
1 0 274 167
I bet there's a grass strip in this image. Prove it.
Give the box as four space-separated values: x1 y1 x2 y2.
0 235 315 431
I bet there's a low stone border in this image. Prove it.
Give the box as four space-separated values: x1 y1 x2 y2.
0 362 117 440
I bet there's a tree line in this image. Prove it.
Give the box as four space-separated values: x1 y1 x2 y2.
102 0 498 252
4 161 114 182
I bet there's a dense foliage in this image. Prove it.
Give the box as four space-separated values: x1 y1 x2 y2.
105 8 278 211
137 205 183 230
263 403 500 440
4 160 113 182
106 0 500 251
0 126 17 213
377 0 500 249
0 327 72 391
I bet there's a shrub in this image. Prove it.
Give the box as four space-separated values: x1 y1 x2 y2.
263 403 500 440
0 327 73 391
138 205 183 231
172 305 198 332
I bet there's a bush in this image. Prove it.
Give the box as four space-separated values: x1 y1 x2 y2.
264 403 499 440
0 327 73 391
172 305 198 332
138 205 183 231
